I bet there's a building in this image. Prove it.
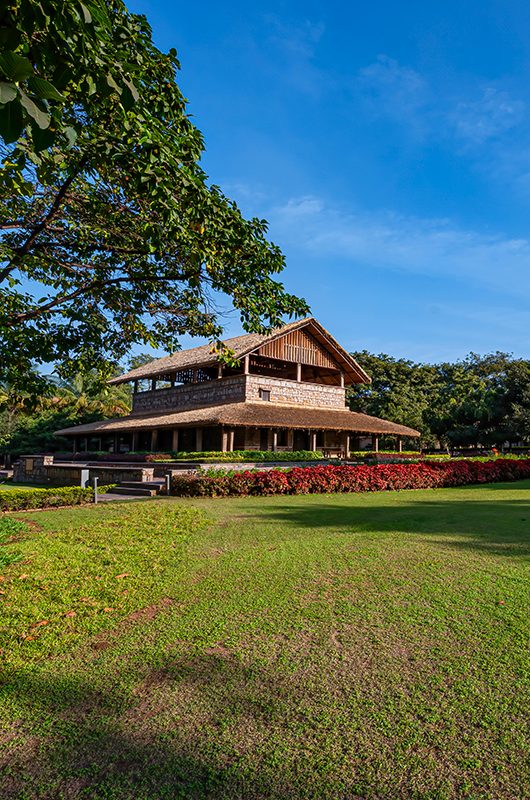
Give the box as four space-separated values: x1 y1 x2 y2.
55 317 420 456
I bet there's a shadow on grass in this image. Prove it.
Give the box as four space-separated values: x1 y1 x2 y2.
0 655 321 800
255 495 530 558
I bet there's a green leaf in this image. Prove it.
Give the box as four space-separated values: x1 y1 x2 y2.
106 73 121 93
0 51 34 81
79 2 92 23
123 78 139 102
0 98 24 142
65 126 78 147
31 122 56 152
19 91 51 129
27 76 64 101
0 81 17 103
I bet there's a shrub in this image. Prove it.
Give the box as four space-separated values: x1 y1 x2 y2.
148 450 325 463
171 458 530 497
0 485 114 512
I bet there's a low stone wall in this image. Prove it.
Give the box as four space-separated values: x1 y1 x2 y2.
14 455 154 486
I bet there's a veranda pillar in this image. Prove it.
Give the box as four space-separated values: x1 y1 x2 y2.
371 434 379 453
396 435 403 453
150 429 158 452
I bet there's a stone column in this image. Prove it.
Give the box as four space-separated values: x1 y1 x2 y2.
344 433 351 459
371 434 379 453
340 371 345 388
310 431 317 451
217 364 223 379
133 380 139 394
228 429 235 452
221 428 228 452
396 435 403 453
150 429 158 452
243 355 250 375
296 362 302 382
151 378 157 391
131 431 138 452
272 430 278 451
196 428 203 452
172 429 179 452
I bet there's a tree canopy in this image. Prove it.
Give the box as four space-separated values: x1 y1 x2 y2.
0 0 308 398
349 350 530 449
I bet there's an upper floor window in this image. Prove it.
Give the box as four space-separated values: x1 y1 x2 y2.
259 388 271 401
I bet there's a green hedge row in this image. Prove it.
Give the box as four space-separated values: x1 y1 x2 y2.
147 450 325 463
0 485 114 512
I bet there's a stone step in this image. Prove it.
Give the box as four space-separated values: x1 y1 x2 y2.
112 486 159 497
119 480 165 490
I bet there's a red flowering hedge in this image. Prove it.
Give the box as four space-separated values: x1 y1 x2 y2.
171 458 530 497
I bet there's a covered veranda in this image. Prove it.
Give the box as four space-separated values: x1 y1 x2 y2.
56 402 421 458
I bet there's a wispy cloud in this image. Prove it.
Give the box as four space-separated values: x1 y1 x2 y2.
355 55 526 154
260 16 327 97
270 195 530 297
356 55 428 124
451 87 525 145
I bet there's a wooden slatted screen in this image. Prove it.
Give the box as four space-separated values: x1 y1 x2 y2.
257 330 338 368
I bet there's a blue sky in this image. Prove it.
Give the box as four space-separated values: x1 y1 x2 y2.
130 0 530 362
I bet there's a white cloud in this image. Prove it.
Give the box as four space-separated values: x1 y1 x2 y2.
356 55 428 119
451 87 525 144
261 16 327 97
270 195 530 296
355 56 526 159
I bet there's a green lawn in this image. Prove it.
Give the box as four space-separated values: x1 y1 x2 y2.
0 482 529 799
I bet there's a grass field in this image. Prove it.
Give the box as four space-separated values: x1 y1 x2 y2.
0 481 529 799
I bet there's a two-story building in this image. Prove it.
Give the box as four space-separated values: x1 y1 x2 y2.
56 317 420 456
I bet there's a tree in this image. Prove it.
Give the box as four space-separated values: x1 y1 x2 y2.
351 350 530 451
0 1 308 397
0 368 131 456
348 351 439 446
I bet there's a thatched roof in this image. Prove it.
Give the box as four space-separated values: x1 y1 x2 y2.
55 402 420 437
108 317 370 386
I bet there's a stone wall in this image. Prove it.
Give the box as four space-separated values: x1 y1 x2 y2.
132 375 246 413
132 374 346 414
14 456 154 486
244 375 345 409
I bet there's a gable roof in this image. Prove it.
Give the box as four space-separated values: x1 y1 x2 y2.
109 317 370 386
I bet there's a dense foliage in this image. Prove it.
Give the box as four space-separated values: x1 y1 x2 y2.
171 458 530 497
0 0 307 397
0 369 130 456
350 351 530 449
0 483 113 510
147 450 324 463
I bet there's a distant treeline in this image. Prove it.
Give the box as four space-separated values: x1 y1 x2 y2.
349 351 530 449
1 352 529 457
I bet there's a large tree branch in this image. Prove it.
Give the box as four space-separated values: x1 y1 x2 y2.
0 156 88 283
7 268 204 325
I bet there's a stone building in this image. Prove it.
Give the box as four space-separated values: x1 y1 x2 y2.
56 317 420 456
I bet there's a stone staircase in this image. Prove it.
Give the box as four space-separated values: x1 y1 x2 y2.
112 478 167 497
